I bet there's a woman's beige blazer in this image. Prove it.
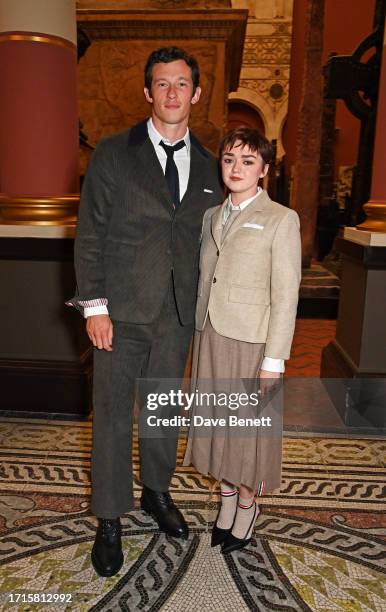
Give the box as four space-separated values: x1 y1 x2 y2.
195 190 302 360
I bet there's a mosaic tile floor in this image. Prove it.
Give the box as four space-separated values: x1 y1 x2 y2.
0 418 385 611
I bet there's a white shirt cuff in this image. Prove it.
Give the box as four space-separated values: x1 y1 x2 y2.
261 357 285 373
84 305 109 318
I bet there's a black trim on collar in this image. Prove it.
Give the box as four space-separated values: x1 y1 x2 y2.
127 120 149 147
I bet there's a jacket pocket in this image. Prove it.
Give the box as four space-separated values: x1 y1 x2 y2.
229 285 270 305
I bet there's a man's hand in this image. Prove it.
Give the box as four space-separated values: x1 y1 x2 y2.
86 314 113 351
258 369 281 399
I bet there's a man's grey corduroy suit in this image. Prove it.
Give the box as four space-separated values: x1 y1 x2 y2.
74 120 223 518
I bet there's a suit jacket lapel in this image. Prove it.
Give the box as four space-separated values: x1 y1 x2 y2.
222 190 270 244
135 139 173 214
211 199 228 249
128 120 173 214
179 139 213 209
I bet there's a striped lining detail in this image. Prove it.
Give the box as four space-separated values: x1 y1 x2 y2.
77 298 108 308
256 481 265 497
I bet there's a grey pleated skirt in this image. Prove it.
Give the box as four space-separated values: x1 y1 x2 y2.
183 317 282 494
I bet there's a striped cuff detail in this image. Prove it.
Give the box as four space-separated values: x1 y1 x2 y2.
238 500 255 510
65 297 109 319
220 489 237 497
77 298 108 308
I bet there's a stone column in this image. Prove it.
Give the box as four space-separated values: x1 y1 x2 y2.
357 18 386 233
0 0 86 416
290 0 325 266
0 0 79 225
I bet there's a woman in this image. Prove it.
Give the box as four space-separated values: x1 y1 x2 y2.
183 128 301 554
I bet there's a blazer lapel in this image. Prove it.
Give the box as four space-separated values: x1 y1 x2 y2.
179 139 213 209
135 139 173 214
211 198 228 249
128 120 173 214
222 190 269 244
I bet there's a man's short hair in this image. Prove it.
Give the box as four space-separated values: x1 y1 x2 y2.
220 127 274 165
144 47 200 94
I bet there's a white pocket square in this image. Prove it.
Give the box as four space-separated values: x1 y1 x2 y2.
203 188 214 193
242 223 264 230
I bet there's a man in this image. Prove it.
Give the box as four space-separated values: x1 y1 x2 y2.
71 47 223 576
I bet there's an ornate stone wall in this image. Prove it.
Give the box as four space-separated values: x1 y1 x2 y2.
76 1 294 163
76 8 247 172
78 40 223 150
230 0 294 158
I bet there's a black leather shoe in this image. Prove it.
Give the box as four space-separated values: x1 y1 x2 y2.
141 486 188 539
91 518 123 577
211 524 232 547
221 502 258 555
211 490 238 547
221 532 252 554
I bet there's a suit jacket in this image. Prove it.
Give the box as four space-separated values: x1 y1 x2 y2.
195 190 301 359
73 120 223 325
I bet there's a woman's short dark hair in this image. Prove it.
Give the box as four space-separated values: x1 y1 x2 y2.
220 128 274 165
144 47 200 94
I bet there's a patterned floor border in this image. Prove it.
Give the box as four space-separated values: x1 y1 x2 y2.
0 417 385 611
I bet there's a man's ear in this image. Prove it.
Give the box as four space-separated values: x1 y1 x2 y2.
260 164 269 179
191 86 201 105
144 87 153 103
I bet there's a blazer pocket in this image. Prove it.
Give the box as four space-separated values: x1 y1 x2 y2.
237 259 268 288
229 285 270 306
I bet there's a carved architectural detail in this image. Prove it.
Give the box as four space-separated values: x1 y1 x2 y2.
239 79 288 102
77 9 247 159
337 166 354 209
243 36 291 64
77 2 295 162
77 0 231 8
80 20 243 41
78 10 247 91
291 0 325 266
318 70 337 206
229 0 294 158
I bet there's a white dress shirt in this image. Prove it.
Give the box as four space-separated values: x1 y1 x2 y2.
223 188 263 224
222 189 284 374
82 118 191 318
147 118 190 201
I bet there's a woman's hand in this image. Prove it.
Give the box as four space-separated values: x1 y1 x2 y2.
258 369 281 398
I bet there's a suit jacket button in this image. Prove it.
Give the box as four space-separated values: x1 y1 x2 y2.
167 249 171 255
213 277 217 283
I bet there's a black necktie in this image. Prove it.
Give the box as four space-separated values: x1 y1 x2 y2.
159 140 186 209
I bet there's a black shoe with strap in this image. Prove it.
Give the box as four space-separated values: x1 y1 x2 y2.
211 489 238 547
141 485 189 539
221 502 258 555
91 518 123 577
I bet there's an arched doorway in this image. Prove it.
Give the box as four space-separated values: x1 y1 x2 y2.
227 100 265 134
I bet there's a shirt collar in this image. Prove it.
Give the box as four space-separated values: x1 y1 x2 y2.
147 118 190 153
227 187 263 212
